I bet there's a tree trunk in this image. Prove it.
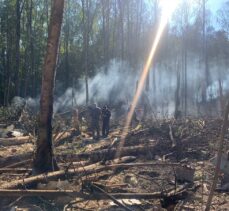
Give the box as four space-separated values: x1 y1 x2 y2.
102 0 110 72
202 0 210 103
24 0 33 97
118 0 124 60
82 0 89 105
174 64 181 119
33 0 64 174
64 0 70 89
15 0 21 96
111 0 117 58
218 79 224 117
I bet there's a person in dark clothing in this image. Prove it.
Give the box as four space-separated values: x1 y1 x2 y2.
90 103 101 139
102 105 111 137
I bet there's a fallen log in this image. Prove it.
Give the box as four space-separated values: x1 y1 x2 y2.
59 143 158 163
4 159 32 168
0 189 84 198
59 160 90 168
0 136 33 146
54 129 80 146
0 168 32 174
0 152 33 167
91 183 132 211
126 128 150 138
0 184 189 199
1 159 181 189
0 141 159 169
0 141 157 168
0 189 163 198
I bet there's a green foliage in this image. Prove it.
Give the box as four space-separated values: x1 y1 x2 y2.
0 0 228 106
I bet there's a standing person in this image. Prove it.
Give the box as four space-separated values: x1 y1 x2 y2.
102 105 111 137
90 103 101 140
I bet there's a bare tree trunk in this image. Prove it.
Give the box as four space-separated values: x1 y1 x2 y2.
118 0 124 61
174 63 181 119
33 0 64 174
202 0 210 103
82 0 89 105
218 79 224 117
152 1 158 94
102 0 110 72
184 44 187 116
182 7 188 117
111 0 117 59
15 0 21 96
24 0 33 97
5 14 12 106
64 0 70 89
0 17 6 105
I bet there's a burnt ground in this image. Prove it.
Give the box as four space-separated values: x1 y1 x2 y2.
0 117 229 210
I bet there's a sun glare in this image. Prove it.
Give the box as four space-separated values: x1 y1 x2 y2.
160 0 181 22
115 0 181 159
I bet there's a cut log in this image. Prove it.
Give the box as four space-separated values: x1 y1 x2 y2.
1 159 180 189
0 136 33 146
59 143 158 163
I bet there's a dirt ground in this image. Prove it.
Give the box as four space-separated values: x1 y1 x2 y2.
0 117 229 210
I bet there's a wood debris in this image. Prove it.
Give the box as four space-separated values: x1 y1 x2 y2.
0 117 229 210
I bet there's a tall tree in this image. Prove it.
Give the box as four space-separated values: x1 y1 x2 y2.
118 0 124 60
15 0 23 95
201 0 210 103
63 0 70 89
102 0 110 72
33 0 65 174
82 0 89 104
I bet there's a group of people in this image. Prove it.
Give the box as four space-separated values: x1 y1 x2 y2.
89 103 111 139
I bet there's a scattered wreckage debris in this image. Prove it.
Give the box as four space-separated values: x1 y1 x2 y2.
0 115 229 210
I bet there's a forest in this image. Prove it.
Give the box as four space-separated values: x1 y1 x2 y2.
0 0 229 210
0 0 228 115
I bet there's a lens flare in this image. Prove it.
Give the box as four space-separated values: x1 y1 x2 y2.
160 0 180 20
115 0 180 159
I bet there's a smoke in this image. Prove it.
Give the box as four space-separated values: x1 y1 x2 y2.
53 60 140 113
21 57 229 118
53 59 180 116
206 75 229 101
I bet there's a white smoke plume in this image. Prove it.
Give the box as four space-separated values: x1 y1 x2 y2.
21 58 229 118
